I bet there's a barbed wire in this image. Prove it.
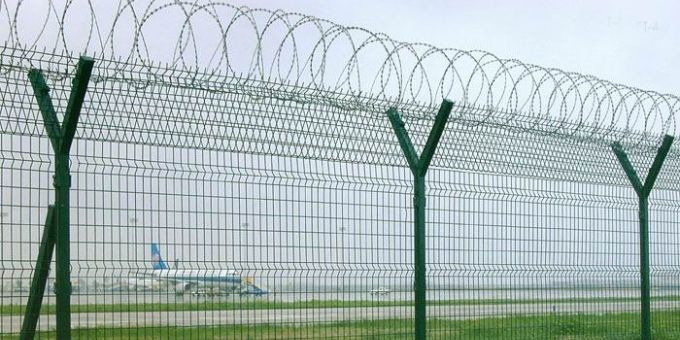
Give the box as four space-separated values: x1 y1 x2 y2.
1 0 678 145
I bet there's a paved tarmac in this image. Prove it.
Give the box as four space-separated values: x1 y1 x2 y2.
2 300 679 333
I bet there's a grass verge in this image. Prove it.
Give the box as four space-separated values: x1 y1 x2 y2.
4 310 679 339
2 295 680 316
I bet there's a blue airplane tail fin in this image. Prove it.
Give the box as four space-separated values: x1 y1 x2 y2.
151 243 169 270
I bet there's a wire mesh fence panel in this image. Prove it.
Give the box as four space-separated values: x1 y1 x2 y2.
1 1 680 339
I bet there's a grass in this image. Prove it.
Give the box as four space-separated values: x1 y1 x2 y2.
2 295 680 316
4 310 679 339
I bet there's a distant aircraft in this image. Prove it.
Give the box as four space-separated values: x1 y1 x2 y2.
370 287 391 296
239 276 269 296
151 243 242 295
123 277 161 292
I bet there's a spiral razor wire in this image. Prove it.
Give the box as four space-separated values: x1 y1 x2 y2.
0 1 679 339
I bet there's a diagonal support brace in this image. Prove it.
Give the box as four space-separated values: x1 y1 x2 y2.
611 134 674 340
20 206 57 340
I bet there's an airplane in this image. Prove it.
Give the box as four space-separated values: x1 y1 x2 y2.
369 287 391 296
123 277 161 292
239 276 269 296
151 243 242 295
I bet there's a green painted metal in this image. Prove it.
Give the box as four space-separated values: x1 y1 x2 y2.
28 56 94 340
60 56 94 154
386 99 453 339
4 4 680 338
53 154 71 340
639 195 651 340
28 70 62 151
611 134 675 340
386 108 419 172
413 174 426 339
20 206 57 340
611 144 643 195
643 135 675 195
418 100 454 177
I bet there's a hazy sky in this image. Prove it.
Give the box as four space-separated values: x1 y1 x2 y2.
1 0 679 292
232 0 680 96
3 1 678 97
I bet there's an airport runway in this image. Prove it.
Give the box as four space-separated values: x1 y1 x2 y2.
2 300 679 333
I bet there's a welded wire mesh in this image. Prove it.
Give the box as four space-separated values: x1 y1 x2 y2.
1 1 680 339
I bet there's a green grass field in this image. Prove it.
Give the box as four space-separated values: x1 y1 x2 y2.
4 310 679 339
2 295 680 316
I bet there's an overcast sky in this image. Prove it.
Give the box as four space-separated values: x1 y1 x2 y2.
232 0 680 96
1 1 679 292
3 0 678 95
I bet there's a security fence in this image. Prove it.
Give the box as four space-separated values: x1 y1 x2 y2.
1 1 679 339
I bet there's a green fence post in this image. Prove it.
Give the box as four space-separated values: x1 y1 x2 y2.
20 206 57 340
386 99 453 339
611 134 674 340
28 56 94 340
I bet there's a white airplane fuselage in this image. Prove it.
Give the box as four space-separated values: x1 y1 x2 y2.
152 269 241 293
150 243 242 294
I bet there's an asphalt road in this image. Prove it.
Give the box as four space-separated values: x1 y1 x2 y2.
2 300 679 333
